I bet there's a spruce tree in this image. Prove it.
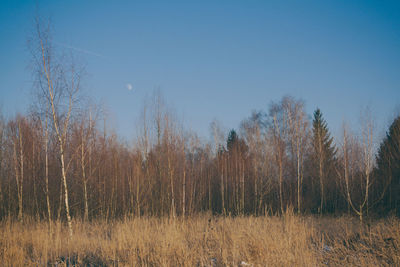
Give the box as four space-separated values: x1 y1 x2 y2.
312 108 336 214
375 115 400 215
227 129 239 153
227 129 248 155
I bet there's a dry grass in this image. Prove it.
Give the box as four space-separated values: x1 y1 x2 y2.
0 212 399 266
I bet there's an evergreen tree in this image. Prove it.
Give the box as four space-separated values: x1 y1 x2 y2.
375 115 400 216
227 129 248 155
227 129 239 153
311 108 336 214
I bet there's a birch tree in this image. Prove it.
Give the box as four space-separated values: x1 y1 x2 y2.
74 108 98 221
282 96 309 214
338 116 374 222
269 104 287 213
31 17 83 236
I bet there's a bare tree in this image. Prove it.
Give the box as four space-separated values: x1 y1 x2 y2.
282 96 309 214
269 102 287 213
240 111 270 215
31 17 83 236
338 115 374 222
44 106 51 226
181 133 187 217
74 107 99 221
210 119 226 215
8 116 26 221
359 108 375 218
135 102 152 217
31 103 53 230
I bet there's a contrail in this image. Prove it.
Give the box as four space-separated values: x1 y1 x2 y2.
54 41 107 58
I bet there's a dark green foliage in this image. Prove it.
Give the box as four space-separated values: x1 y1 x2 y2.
227 129 238 153
227 129 248 156
312 109 336 165
311 108 337 213
375 115 400 215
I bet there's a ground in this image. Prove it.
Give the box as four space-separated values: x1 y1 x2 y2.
0 211 399 266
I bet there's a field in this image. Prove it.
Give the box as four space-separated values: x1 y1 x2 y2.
0 211 399 266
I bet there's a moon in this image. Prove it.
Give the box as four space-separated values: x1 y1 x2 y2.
126 83 133 91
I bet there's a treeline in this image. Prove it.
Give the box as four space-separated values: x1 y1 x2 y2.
0 93 399 222
0 20 399 224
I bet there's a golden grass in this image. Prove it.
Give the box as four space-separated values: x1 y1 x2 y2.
0 212 399 266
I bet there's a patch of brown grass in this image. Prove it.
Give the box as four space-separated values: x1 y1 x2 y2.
0 212 399 266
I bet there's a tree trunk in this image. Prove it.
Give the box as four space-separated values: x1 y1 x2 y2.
60 149 73 237
182 157 186 217
19 127 23 221
297 146 301 214
168 150 175 218
81 136 89 222
241 159 245 214
279 154 283 214
254 163 258 215
45 128 52 232
221 158 225 215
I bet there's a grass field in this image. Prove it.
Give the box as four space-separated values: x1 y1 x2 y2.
0 211 399 266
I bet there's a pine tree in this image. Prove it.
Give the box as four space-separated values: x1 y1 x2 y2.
311 108 336 214
375 115 400 215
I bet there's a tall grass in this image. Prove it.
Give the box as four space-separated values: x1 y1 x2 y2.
0 212 398 266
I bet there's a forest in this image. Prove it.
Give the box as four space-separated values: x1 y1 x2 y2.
1 90 400 222
0 21 400 228
1 17 400 267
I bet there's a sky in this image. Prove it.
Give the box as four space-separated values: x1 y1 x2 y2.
0 0 399 143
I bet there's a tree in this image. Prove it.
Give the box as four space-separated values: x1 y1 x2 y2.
227 130 238 153
74 107 99 221
311 108 336 214
282 96 309 214
210 119 226 215
0 113 4 218
31 101 53 229
240 111 271 215
338 114 375 222
269 96 309 214
269 103 287 213
375 115 400 215
226 129 248 214
8 116 26 221
359 108 375 218
31 17 83 236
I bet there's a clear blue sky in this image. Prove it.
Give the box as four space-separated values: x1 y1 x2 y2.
1 0 399 142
